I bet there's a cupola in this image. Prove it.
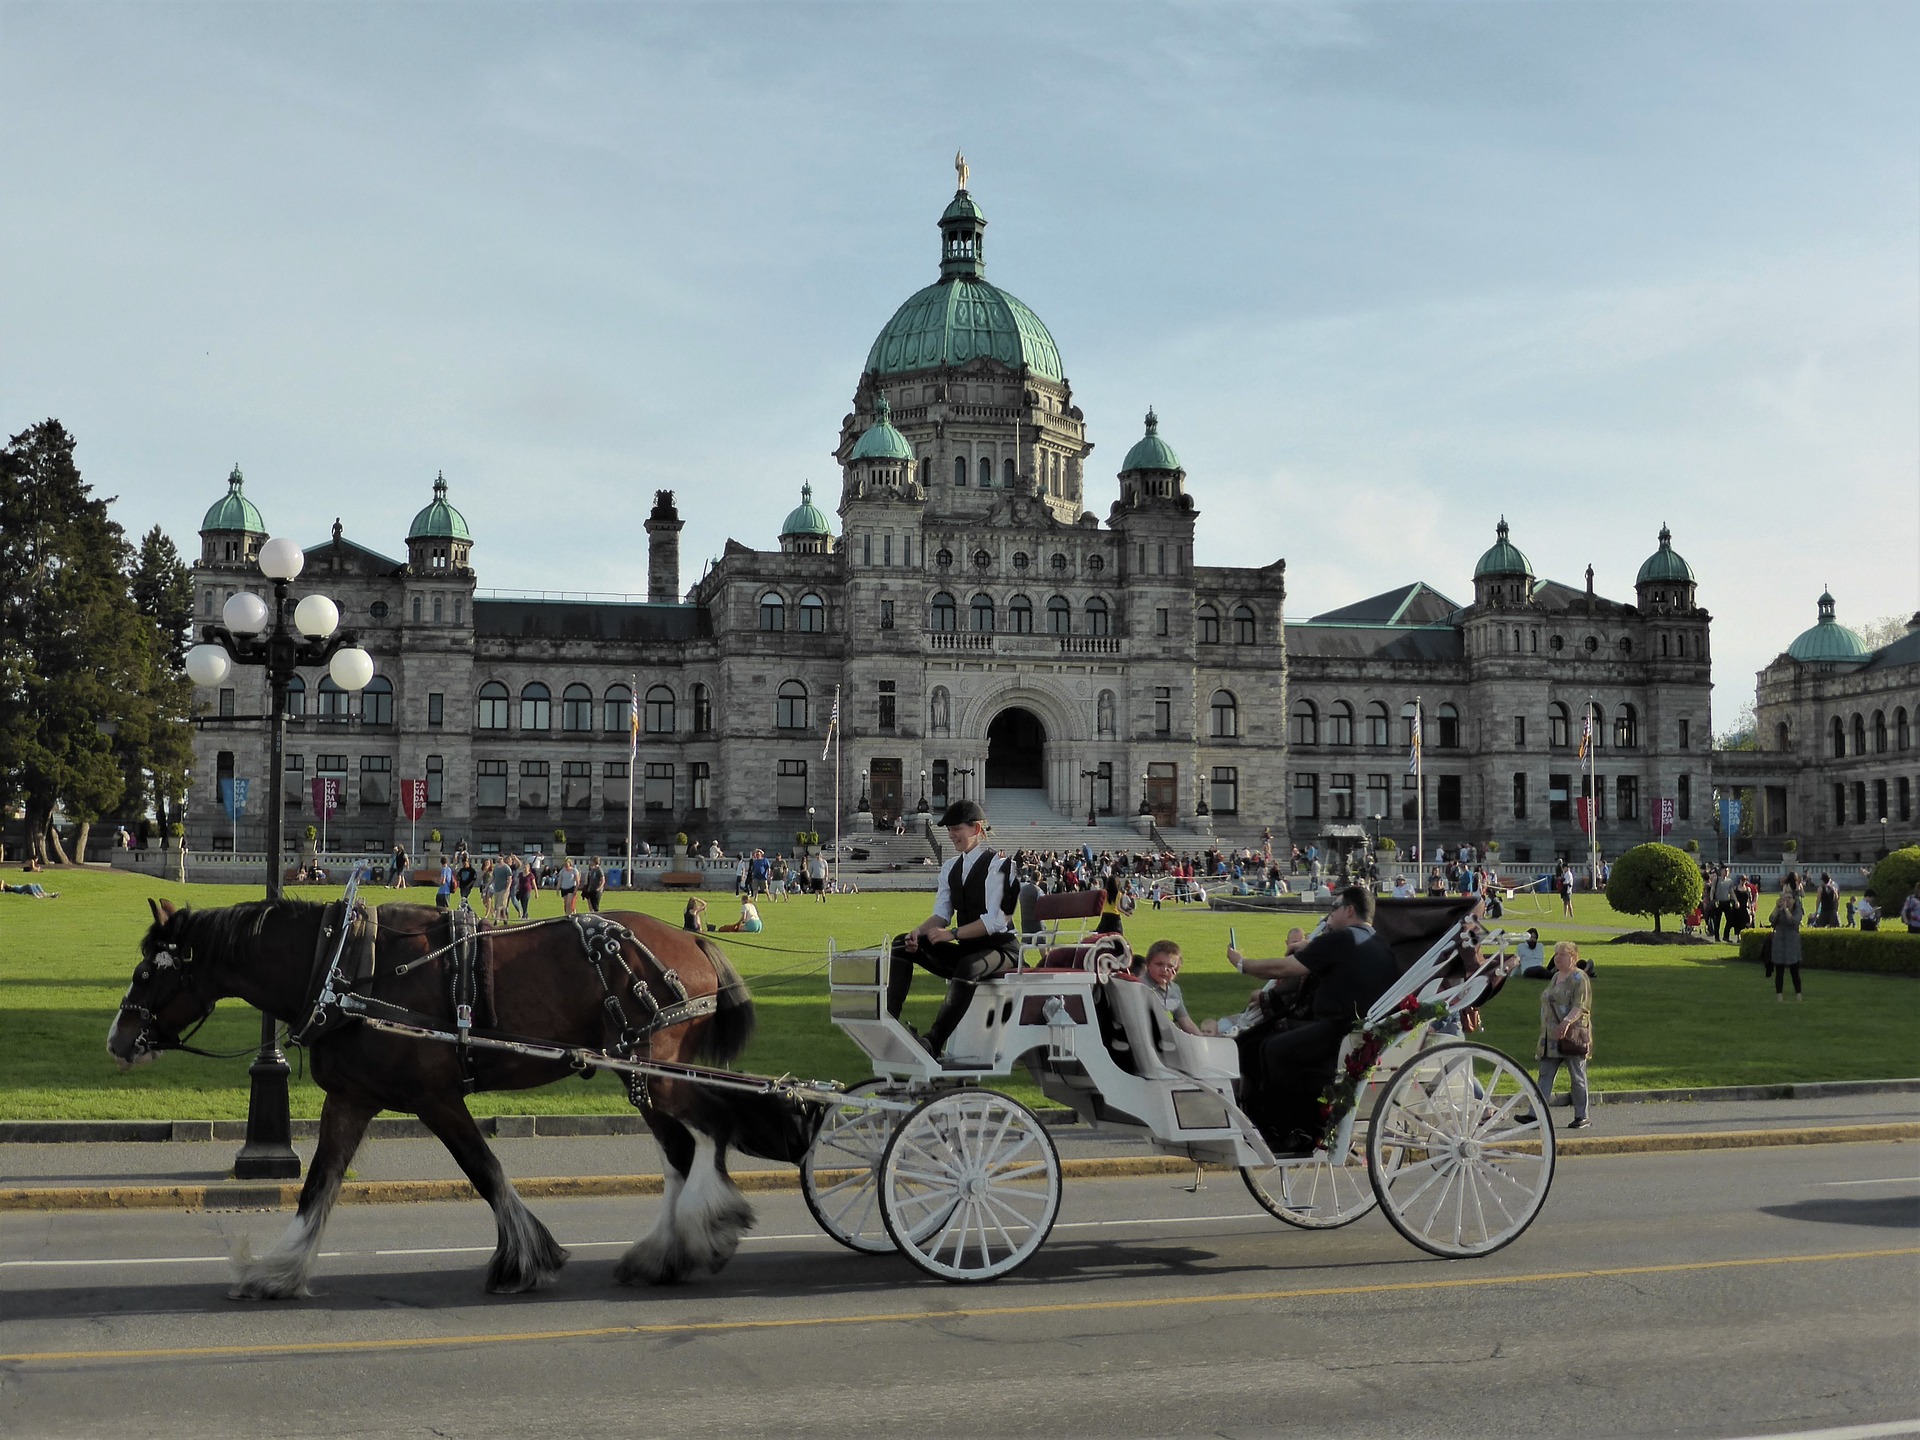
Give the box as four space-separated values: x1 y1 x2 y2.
1115 409 1187 506
199 465 267 567
405 472 473 575
779 483 836 556
1471 517 1534 608
1785 589 1870 665
843 396 920 501
1634 523 1697 610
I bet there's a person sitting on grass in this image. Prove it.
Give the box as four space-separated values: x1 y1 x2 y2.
1132 940 1202 1036
682 897 708 933
717 899 763 934
1514 927 1550 978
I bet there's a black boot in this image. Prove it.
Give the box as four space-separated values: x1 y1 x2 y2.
924 981 977 1055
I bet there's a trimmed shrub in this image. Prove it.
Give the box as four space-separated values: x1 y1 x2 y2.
1867 846 1920 915
1605 842 1704 933
1737 928 1920 976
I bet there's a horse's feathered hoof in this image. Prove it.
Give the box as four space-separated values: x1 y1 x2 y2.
227 1235 313 1301
485 1212 569 1292
614 1235 693 1286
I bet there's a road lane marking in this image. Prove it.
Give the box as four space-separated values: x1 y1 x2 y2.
2 1212 1275 1270
1 1245 1913 1366
1818 1177 1920 1187
1720 1423 1920 1440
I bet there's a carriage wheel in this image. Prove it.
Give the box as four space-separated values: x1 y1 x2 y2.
1242 1120 1379 1229
801 1079 906 1253
878 1089 1061 1283
1367 1042 1554 1258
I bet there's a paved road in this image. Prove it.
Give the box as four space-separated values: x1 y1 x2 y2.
2 1142 1916 1439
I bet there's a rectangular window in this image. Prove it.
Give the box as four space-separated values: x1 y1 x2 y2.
1834 782 1846 826
1852 780 1867 825
412 595 423 622
1581 773 1607 819
1899 776 1911 823
453 597 463 624
1617 775 1639 821
862 533 872 566
1513 772 1528 819
285 754 305 808
603 760 628 809
1292 772 1318 820
1401 774 1420 821
644 762 673 812
903 536 911 568
883 534 892 566
519 760 550 809
691 761 711 811
1549 773 1570 821
1154 686 1171 736
432 595 444 623
1677 773 1691 821
1366 773 1390 820
476 760 507 809
359 755 391 810
1138 544 1146 573
426 754 444 806
427 692 444 727
563 760 592 811
880 599 894 629
1512 715 1526 748
1097 760 1113 815
1155 607 1169 637
1330 772 1354 819
1210 766 1239 815
218 688 236 717
1678 717 1690 750
777 759 808 811
1875 778 1888 821
317 754 348 811
1437 774 1462 822
878 680 897 733
931 759 948 805
1156 543 1166 575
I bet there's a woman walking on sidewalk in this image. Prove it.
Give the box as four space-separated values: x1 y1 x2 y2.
1538 942 1592 1130
1770 875 1806 1001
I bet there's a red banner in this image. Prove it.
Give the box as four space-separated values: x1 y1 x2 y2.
399 779 427 821
311 776 341 817
1655 797 1677 837
1574 796 1592 835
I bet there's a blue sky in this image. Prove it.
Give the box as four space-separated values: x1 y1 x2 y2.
3 1 1915 713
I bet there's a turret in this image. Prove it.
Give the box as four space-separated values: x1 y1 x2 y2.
1634 523 1697 611
1472 517 1533 609
645 490 684 602
199 465 267 567
405 472 473 575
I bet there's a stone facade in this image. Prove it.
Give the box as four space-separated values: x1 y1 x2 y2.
183 178 1719 863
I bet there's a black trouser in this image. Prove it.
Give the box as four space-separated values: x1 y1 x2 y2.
1248 1018 1345 1146
584 890 602 913
1775 962 1803 995
887 932 1018 1051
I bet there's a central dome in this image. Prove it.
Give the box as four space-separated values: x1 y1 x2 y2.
864 184 1065 382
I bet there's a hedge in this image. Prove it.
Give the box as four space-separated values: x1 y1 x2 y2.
1737 928 1920 976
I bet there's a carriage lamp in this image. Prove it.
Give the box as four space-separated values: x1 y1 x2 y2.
917 770 929 814
187 536 375 1182
1139 771 1152 816
1080 768 1098 828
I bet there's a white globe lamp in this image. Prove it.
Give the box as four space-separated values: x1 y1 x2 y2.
184 643 232 687
257 537 305 582
293 594 340 639
222 590 272 636
328 646 375 692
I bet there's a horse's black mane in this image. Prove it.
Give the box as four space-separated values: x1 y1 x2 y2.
148 899 328 965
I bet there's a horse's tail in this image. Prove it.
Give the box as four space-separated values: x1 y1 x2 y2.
693 937 756 1066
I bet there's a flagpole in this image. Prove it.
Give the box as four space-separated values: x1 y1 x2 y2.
1586 694 1598 891
830 684 842 896
1414 693 1424 878
625 671 638 888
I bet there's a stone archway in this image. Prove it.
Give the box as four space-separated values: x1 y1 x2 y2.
986 707 1047 789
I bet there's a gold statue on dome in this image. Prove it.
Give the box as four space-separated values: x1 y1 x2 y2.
955 150 969 191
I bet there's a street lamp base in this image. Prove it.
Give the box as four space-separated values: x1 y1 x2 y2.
232 1043 302 1181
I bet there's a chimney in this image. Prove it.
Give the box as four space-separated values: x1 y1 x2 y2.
644 491 684 603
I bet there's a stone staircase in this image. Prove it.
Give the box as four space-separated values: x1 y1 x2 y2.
981 788 1149 856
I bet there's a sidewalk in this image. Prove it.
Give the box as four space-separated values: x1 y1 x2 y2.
2 1088 1914 1198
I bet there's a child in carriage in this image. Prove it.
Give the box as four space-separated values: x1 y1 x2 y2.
1132 940 1203 1037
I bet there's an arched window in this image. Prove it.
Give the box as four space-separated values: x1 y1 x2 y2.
316 676 348 720
1003 458 1016 486
797 592 825 633
977 456 994 489
930 592 957 632
359 675 392 726
1047 595 1072 634
777 680 808 730
1085 596 1110 636
969 593 995 632
1873 710 1888 753
1776 720 1791 751
1897 707 1911 750
1232 604 1256 644
1852 713 1866 756
692 683 713 733
953 456 968 487
973 549 991 570
1365 701 1389 747
1585 702 1605 750
1402 701 1423 749
759 591 785 631
477 680 509 730
1831 716 1846 757
1614 703 1638 749
1097 689 1116 737
520 682 551 731
283 674 306 719
930 686 951 736
1197 604 1220 645
1008 594 1033 634
1437 703 1460 749
1211 689 1239 739
602 683 632 733
645 685 676 734
1290 699 1318 746
1330 700 1354 746
561 683 593 731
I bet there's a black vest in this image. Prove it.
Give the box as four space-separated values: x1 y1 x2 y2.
948 848 1012 928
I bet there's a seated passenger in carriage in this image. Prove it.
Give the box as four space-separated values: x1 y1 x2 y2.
888 800 1020 1062
1226 884 1399 1155
1132 940 1203 1036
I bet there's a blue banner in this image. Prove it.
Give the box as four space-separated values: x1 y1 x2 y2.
221 777 250 820
1719 797 1741 837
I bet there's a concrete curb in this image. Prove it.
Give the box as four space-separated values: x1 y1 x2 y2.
2 1122 1911 1214
4 1079 1914 1144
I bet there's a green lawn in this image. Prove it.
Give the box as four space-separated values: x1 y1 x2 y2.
2 871 1914 1120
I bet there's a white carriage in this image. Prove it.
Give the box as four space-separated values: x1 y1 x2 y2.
800 894 1557 1283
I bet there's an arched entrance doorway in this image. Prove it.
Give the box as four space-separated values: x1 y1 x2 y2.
986 707 1046 789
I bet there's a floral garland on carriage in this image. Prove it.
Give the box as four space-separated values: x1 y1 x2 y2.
1314 997 1455 1152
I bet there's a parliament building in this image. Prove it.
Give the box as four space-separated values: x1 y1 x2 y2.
186 173 1719 865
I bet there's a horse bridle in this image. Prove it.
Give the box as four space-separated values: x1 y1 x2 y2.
117 943 246 1060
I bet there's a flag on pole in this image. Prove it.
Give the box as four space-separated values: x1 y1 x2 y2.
1577 706 1593 760
629 680 640 756
822 688 840 762
1406 708 1422 773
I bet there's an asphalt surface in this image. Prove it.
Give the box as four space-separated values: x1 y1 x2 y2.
1 1140 1916 1439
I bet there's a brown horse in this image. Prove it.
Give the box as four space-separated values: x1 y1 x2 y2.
108 898 815 1298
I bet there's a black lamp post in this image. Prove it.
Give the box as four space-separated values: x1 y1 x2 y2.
917 769 929 814
1138 771 1151 817
1081 768 1098 827
185 537 373 1182
956 766 975 801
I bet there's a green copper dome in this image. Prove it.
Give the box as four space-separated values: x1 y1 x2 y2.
1636 524 1696 585
1786 591 1870 663
780 483 833 538
1474 517 1532 578
849 396 915 462
407 472 471 542
1120 409 1182 472
202 465 266 535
